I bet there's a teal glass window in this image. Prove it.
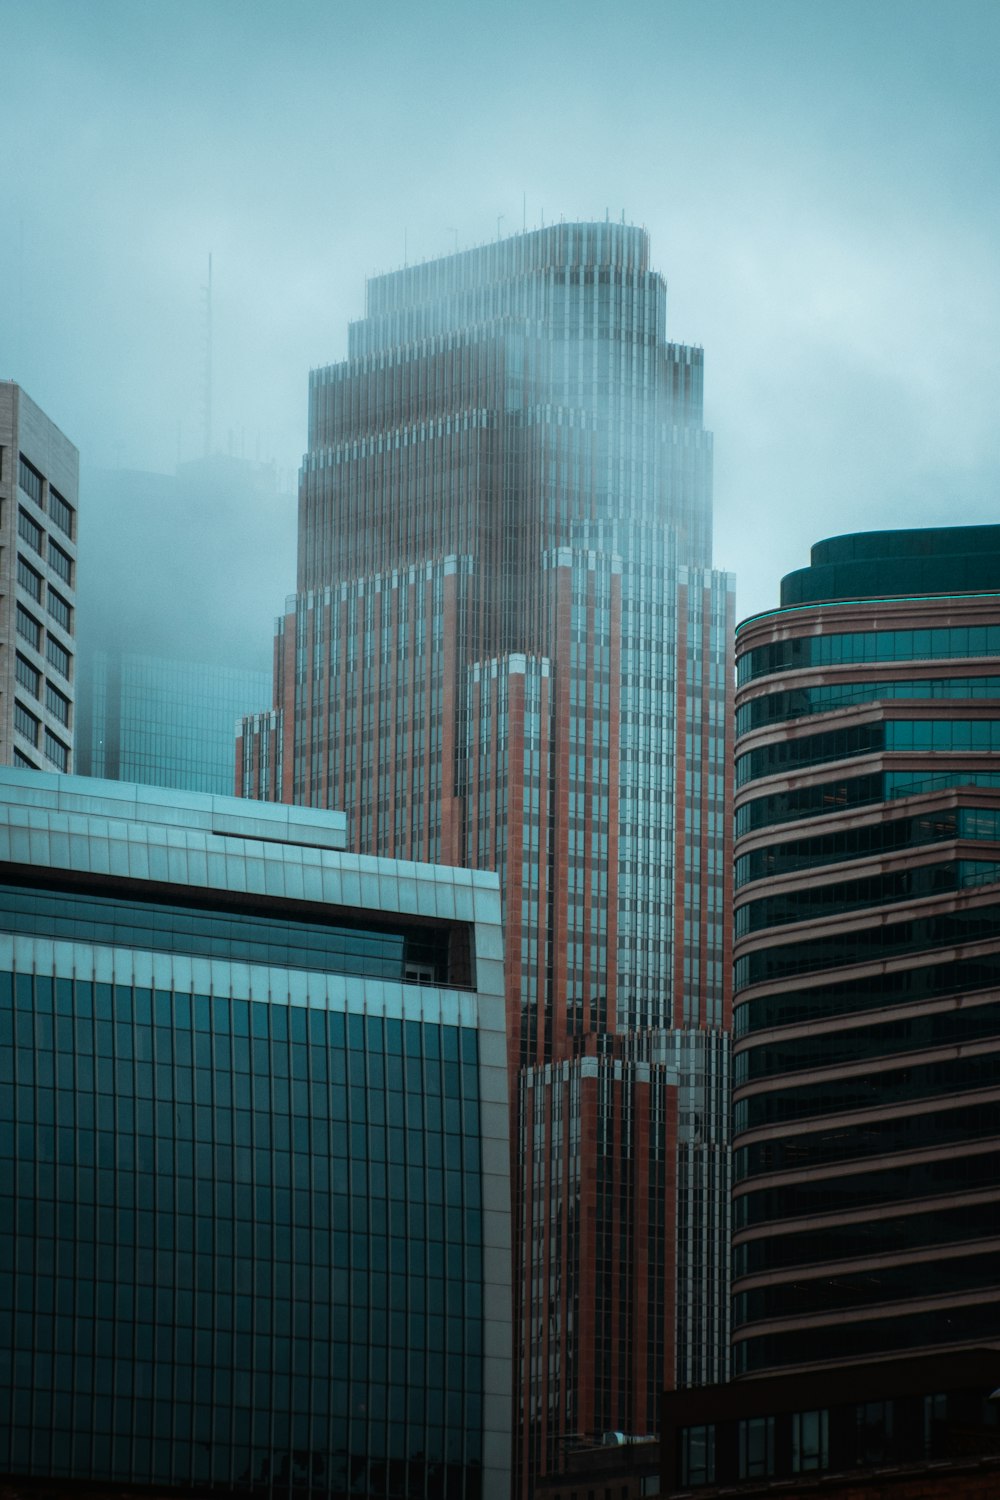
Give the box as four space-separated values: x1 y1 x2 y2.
0 968 485 1496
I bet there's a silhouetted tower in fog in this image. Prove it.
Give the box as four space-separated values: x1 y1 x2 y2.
241 223 734 1492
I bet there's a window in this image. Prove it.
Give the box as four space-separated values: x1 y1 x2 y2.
792 1409 828 1472
924 1393 948 1456
46 683 70 726
43 730 69 771
14 701 40 746
18 454 43 506
738 1416 775 1478
46 637 70 680
18 507 43 555
17 557 43 602
49 540 73 585
15 655 40 698
856 1401 892 1465
679 1425 715 1486
48 590 71 632
48 487 74 539
16 604 41 650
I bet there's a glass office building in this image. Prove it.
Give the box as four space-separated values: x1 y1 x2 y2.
238 225 734 1490
732 526 1000 1379
0 768 511 1500
74 454 291 800
77 651 271 795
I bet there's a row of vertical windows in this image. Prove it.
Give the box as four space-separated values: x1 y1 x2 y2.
17 559 71 629
16 605 41 650
736 774 883 836
15 656 40 698
48 590 72 632
13 659 71 746
733 1301 1000 1376
733 1145 1000 1228
734 999 1000 1084
736 807 1000 887
735 860 1000 937
733 1050 1000 1134
17 507 43 555
737 622 1000 685
46 637 71 680
17 458 75 539
680 1410 827 1487
45 684 70 726
0 881 460 985
43 731 69 771
735 900 1000 989
17 455 43 506
737 771 1000 839
48 540 73 585
737 675 1000 736
48 487 74 539
735 1248 1000 1324
733 1200 1000 1278
14 701 40 746
735 951 1000 1037
734 1099 1000 1180
17 558 42 601
737 720 1000 788
15 606 72 684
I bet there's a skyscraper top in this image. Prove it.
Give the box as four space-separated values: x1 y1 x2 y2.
365 221 651 317
779 523 1000 608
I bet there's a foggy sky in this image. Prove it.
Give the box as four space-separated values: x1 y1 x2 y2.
2 0 998 625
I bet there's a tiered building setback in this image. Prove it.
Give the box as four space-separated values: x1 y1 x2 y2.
240 224 734 1490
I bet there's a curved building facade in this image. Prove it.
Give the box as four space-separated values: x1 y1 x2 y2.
732 526 1000 1379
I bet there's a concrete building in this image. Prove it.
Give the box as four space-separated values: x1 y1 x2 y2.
0 768 511 1500
732 526 1000 1381
238 224 734 1490
0 383 78 774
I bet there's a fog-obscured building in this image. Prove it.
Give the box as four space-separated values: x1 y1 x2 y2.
77 652 270 795
0 383 78 774
239 223 734 1490
0 768 511 1500
75 454 292 795
733 526 1000 1381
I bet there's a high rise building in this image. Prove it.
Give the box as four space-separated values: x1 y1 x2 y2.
75 455 291 796
732 526 1000 1380
0 383 78 774
240 223 734 1487
77 652 271 795
0 768 512 1500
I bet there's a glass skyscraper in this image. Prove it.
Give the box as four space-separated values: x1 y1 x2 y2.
74 455 291 800
240 223 734 1488
77 651 271 795
0 768 511 1500
733 526 1000 1379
